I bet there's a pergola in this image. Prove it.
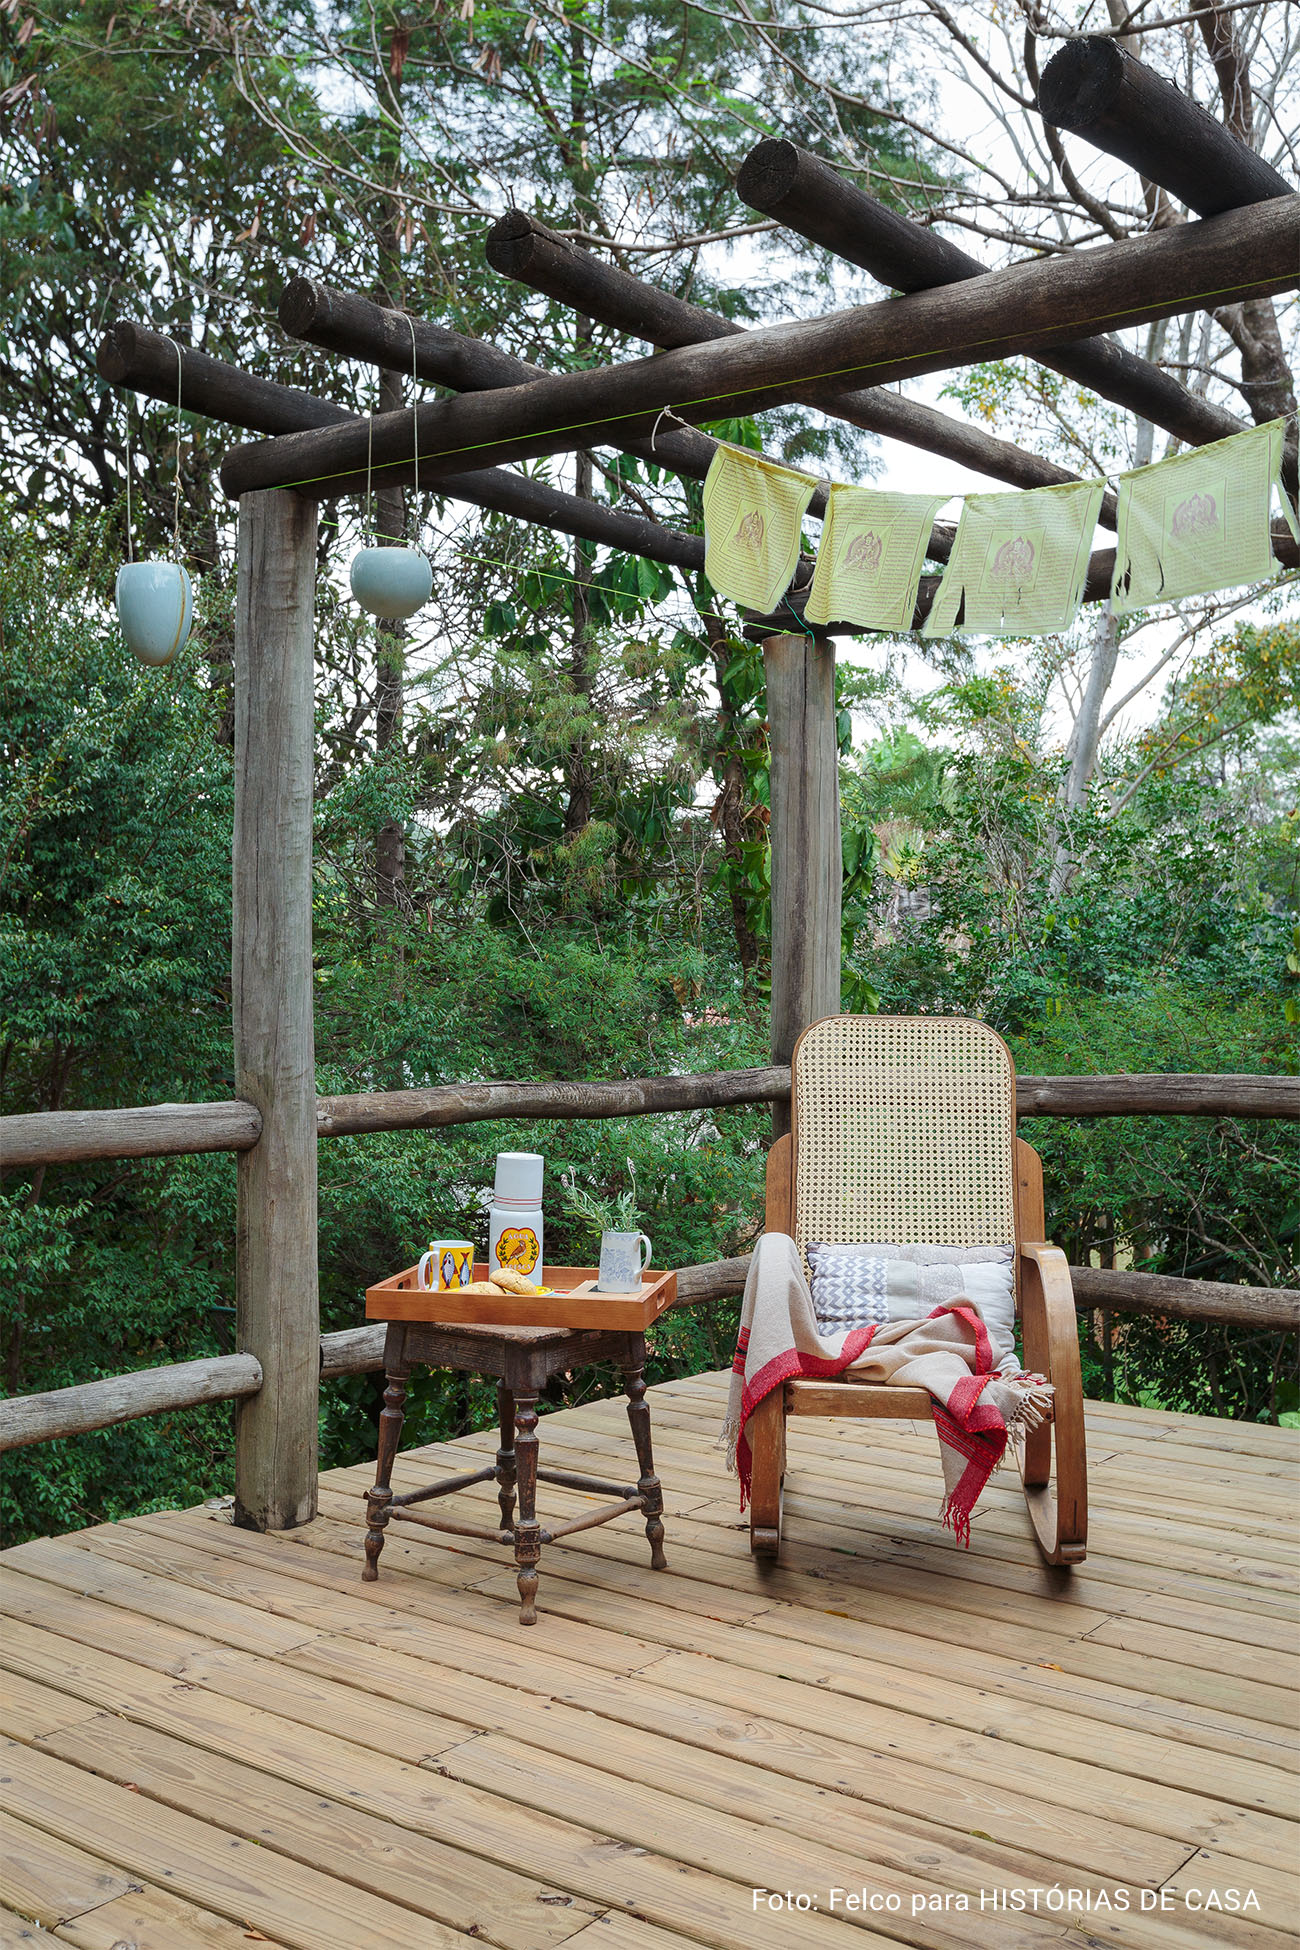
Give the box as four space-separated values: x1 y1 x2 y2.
69 36 1300 1530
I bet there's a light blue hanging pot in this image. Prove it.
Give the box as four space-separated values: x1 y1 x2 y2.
350 544 432 620
115 559 193 667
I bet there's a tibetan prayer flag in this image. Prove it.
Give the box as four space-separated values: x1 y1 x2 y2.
703 445 817 614
923 478 1105 639
1111 417 1297 616
806 487 947 634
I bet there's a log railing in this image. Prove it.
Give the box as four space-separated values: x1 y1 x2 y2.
2 1068 1295 1453
4 1068 1297 1169
2 1251 1295 1452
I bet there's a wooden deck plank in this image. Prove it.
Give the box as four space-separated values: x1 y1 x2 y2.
508 1405 1300 1586
49 1885 296 1950
296 1482 1296 1779
0 1741 474 1950
304 1461 1299 1729
16 1519 1273 1891
433 1408 1300 1621
251 1419 1300 1645
0 1909 43 1948
0 1557 1210 1902
0 1816 295 1950
1 1385 1295 1950
287 1626 1188 1892
0 1816 139 1931
270 1498 1297 1822
32 1711 602 1950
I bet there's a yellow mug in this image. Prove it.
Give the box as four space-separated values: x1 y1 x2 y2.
418 1239 474 1291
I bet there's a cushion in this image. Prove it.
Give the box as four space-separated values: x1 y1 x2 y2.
805 1241 1019 1374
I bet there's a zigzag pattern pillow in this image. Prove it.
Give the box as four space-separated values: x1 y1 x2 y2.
805 1241 1019 1374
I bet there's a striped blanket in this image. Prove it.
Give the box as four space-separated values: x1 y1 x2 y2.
722 1232 1054 1545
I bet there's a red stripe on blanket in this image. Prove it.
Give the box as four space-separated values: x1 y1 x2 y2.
926 1304 1009 1544
735 1327 876 1507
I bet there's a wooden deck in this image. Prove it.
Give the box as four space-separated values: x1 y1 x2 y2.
1 1373 1297 1950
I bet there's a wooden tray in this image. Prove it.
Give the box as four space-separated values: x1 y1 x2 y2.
365 1261 678 1330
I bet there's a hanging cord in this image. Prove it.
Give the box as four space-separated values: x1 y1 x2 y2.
651 404 693 453
123 393 134 564
364 390 376 544
165 336 184 562
407 310 421 545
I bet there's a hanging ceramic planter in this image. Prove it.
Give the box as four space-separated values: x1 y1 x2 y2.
115 559 193 667
116 337 194 668
350 544 432 620
351 324 432 622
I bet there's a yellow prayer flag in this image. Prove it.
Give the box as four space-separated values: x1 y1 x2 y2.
1110 418 1294 616
806 487 947 634
923 478 1105 639
702 446 817 615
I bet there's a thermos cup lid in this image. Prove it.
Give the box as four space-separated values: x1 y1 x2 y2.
494 1151 543 1201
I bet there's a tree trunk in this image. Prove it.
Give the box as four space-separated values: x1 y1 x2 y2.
562 431 596 842
1063 608 1123 810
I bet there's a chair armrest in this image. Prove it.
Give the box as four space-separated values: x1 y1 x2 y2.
1017 1239 1074 1294
1016 1240 1077 1344
1016 1239 1088 1562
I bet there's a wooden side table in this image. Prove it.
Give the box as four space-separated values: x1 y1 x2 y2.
361 1319 667 1625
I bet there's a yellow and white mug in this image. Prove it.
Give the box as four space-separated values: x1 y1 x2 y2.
418 1239 475 1291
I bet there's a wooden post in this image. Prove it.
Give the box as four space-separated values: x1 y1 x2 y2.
764 632 841 1138
233 488 320 1531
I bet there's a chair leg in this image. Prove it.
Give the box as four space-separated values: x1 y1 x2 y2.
363 1362 409 1582
748 1388 785 1559
623 1360 667 1571
512 1391 542 1625
1018 1247 1088 1566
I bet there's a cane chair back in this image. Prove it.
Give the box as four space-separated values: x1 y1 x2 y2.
791 1015 1017 1259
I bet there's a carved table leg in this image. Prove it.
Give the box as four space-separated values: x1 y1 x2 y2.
363 1343 409 1582
495 1380 517 1532
512 1391 541 1625
624 1357 668 1571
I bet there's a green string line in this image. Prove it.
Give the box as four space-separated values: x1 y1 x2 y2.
254 270 1294 496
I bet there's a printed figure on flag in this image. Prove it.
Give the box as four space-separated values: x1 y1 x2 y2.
845 528 885 577
989 534 1037 588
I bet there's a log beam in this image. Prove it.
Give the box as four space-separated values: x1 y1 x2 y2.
219 198 1300 499
1065 1264 1300 1329
3 1249 1292 1450
486 212 1108 510
3 1070 1296 1169
232 489 320 1532
0 1355 263 1453
277 274 717 486
0 1100 263 1167
97 321 353 435
735 140 1244 455
98 320 708 575
1038 37 1293 218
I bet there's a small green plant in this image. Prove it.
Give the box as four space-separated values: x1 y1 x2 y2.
560 1161 641 1241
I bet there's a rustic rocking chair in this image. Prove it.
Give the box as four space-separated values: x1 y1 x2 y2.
749 1014 1087 1566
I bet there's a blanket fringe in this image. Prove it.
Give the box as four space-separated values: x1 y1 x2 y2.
940 1493 973 1549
